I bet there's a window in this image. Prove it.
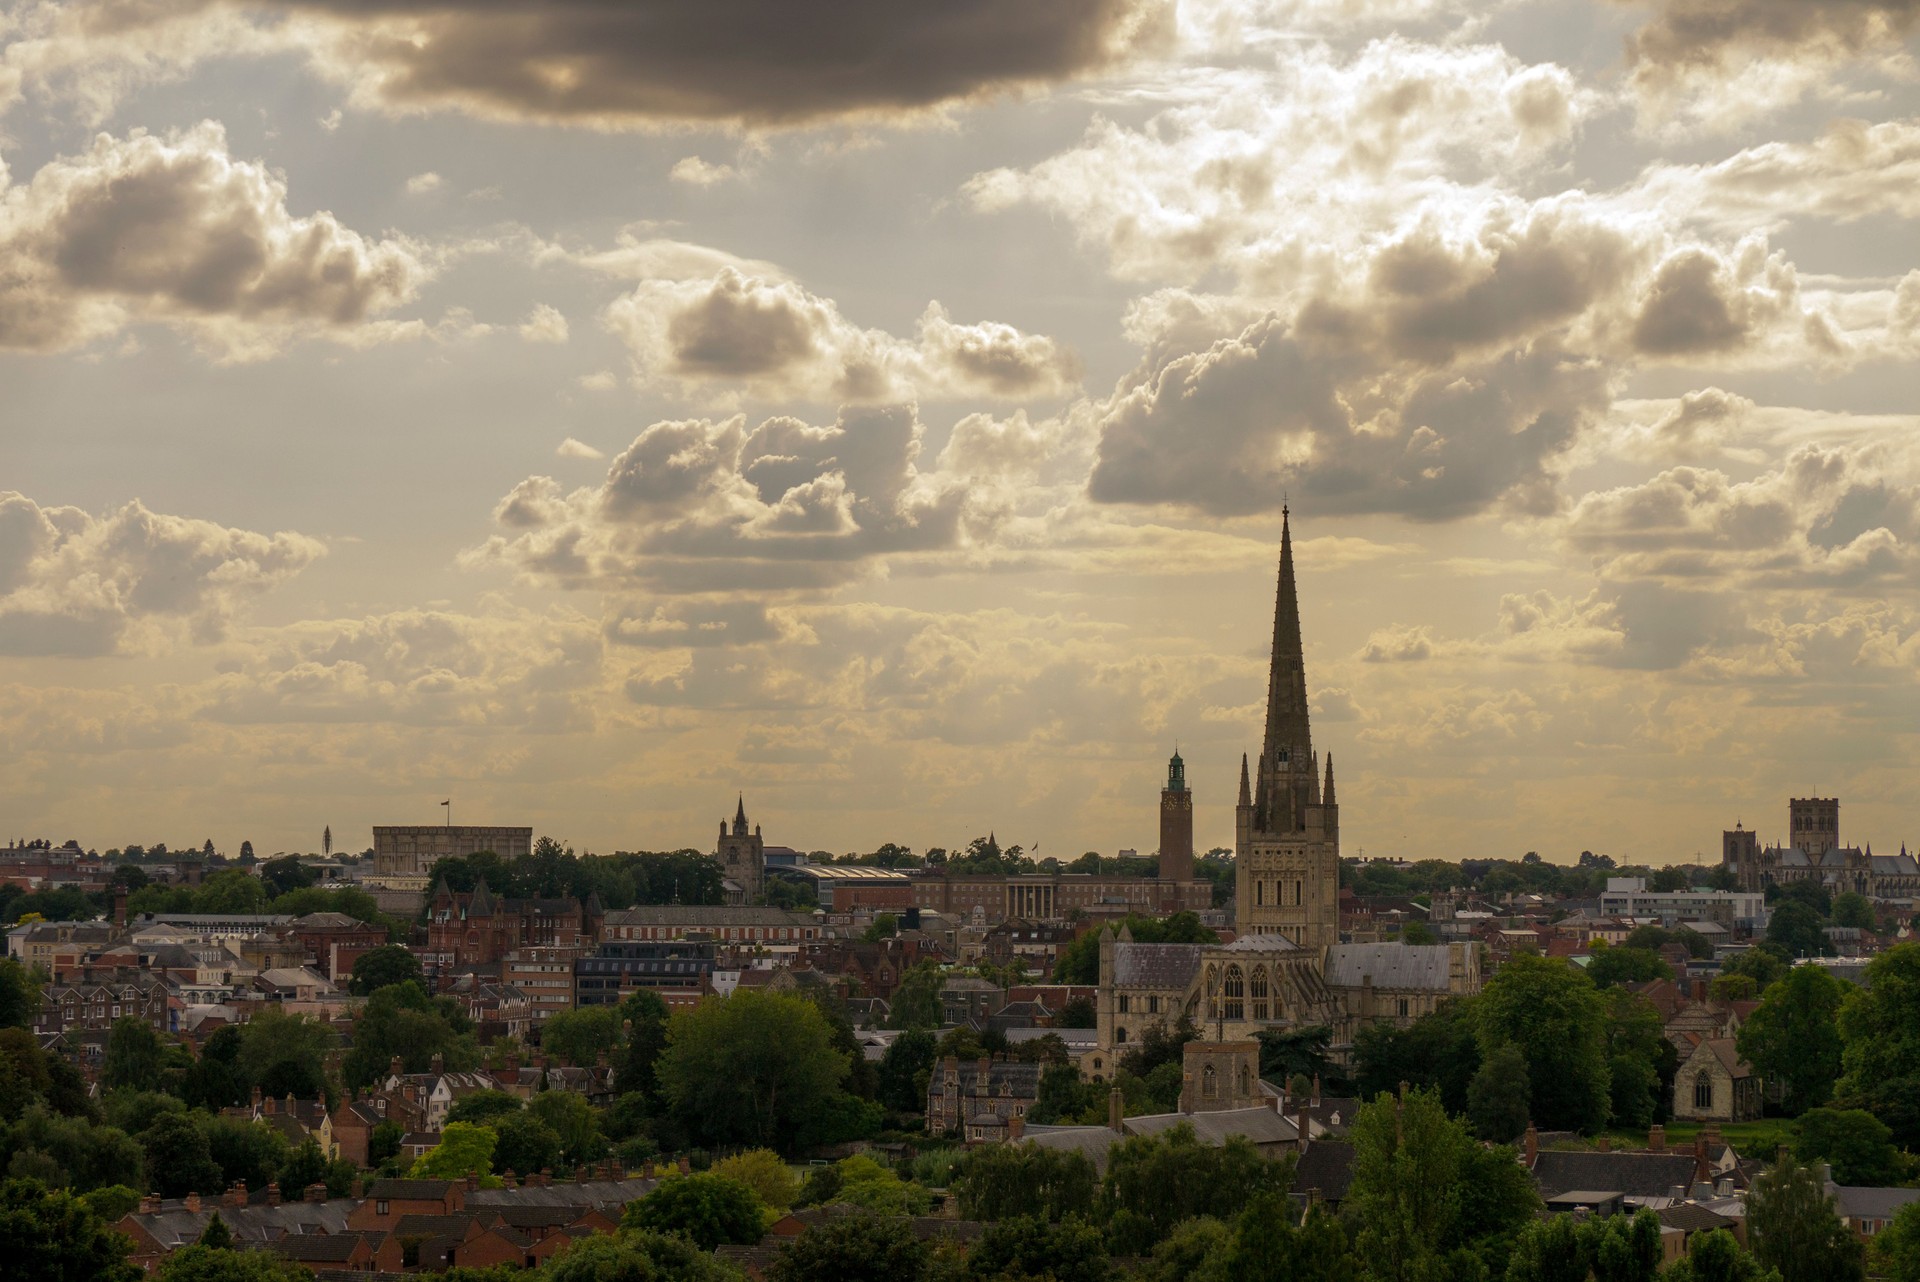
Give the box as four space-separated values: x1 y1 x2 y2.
1398 998 1410 1018
376 1201 389 1215
1116 1026 1128 1044
1222 966 1245 1021
1202 1064 1217 1098
1147 995 1160 1015
1256 880 1265 907
1693 1071 1714 1112
1239 1063 1253 1096
1250 969 1270 1022
1117 995 1129 1014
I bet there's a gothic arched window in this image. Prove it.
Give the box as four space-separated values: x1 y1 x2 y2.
1693 1070 1714 1112
1250 967 1271 1022
1202 1064 1217 1098
1223 966 1245 1021
1239 1063 1253 1096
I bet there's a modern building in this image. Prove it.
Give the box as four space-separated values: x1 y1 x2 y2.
573 940 716 1009
502 946 587 1024
1599 879 1768 930
599 905 823 946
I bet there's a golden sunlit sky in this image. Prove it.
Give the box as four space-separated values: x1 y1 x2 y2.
3 0 1917 863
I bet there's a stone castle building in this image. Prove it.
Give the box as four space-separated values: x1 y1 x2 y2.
1722 799 1919 899
371 825 533 887
1090 510 1479 1075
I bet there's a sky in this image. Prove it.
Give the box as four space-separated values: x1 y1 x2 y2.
2 0 1917 865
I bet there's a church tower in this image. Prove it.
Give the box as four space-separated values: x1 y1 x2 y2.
716 795 766 905
1235 509 1340 952
1159 750 1194 883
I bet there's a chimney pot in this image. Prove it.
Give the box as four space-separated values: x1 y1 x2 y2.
1648 1124 1666 1153
265 1183 280 1206
1008 1114 1024 1141
304 1183 326 1203
184 1192 200 1212
1523 1125 1539 1165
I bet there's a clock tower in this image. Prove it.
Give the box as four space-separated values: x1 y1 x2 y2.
1159 750 1194 883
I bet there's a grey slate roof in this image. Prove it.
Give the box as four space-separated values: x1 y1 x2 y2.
269 1234 369 1262
1215 933 1304 953
601 905 816 927
1293 1140 1356 1203
1831 1184 1920 1222
123 1199 355 1248
1024 1126 1124 1174
1110 942 1204 988
1125 1107 1298 1147
467 1177 657 1211
1529 1151 1701 1199
1323 943 1456 991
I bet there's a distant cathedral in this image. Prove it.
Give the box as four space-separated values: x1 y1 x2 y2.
1088 509 1479 1076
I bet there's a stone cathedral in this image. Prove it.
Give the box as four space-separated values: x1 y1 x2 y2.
1088 510 1481 1078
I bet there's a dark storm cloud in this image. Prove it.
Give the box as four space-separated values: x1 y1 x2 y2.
1621 0 1920 71
72 0 1172 127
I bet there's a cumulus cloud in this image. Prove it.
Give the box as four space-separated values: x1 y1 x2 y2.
603 269 1080 404
518 303 569 344
0 492 325 657
13 0 1171 130
1556 444 1920 590
0 121 425 358
404 170 442 195
556 437 603 461
466 406 974 595
1634 118 1920 232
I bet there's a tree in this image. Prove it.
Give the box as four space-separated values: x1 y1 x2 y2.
1831 893 1874 931
238 841 254 862
876 1028 936 1115
257 857 318 900
235 1007 333 1100
1663 1229 1779 1282
825 1154 931 1215
1794 1108 1904 1187
196 1213 233 1250
528 1090 605 1166
445 1090 524 1127
1475 954 1611 1134
1711 974 1759 1003
954 1142 1098 1223
1723 948 1788 995
408 1122 500 1184
1767 902 1829 958
886 963 943 1031
544 1231 739 1282
1746 1155 1864 1282
347 946 423 997
967 1215 1111 1282
1103 1124 1293 1255
711 1149 800 1212
1585 942 1672 989
1739 964 1846 1115
1058 996 1096 1029
489 1111 562 1178
1836 944 1920 1149
613 988 671 1102
1873 1199 1920 1282
101 1017 167 1093
860 914 898 943
139 1113 224 1198
656 992 849 1153
622 1172 765 1250
194 870 268 915
1255 1025 1332 1086
1030 1062 1099 1125
1467 1042 1531 1142
342 982 478 1089
278 1138 354 1198
1504 1212 1587 1282
203 1116 289 1192
0 1176 142 1282
1602 988 1671 1131
767 1211 929 1282
538 1007 620 1067
0 959 42 1030
154 1244 313 1282
1353 1000 1482 1114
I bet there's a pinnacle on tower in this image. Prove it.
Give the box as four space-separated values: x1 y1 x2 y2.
1238 753 1252 806
1324 753 1336 808
1261 508 1313 782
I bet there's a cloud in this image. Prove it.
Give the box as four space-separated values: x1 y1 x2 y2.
518 303 569 344
19 0 1172 130
404 170 443 195
0 492 325 657
603 269 1080 404
201 605 604 732
1555 444 1920 590
0 121 425 358
1614 0 1920 131
466 406 973 595
1634 118 1920 232
1359 625 1435 663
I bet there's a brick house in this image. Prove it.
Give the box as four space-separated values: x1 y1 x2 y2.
925 1055 1040 1136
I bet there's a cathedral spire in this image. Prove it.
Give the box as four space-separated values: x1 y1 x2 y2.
1261 507 1312 775
733 794 748 836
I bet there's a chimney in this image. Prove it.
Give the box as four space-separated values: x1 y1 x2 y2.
1108 1085 1124 1133
225 1182 247 1208
1695 1135 1711 1184
251 1085 263 1109
503 1169 517 1188
265 1183 281 1206
263 1093 276 1115
539 1169 552 1187
976 1057 991 1090
1008 1114 1024 1141
1295 1101 1311 1152
184 1193 200 1213
1311 1074 1321 1108
1596 1136 1610 1153
304 1183 327 1203
350 1178 364 1199
431 1053 445 1075
1691 979 1707 1003
1523 1125 1539 1165
465 1171 479 1193
389 1055 403 1078
1648 1124 1666 1153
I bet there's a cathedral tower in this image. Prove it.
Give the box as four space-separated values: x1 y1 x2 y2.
717 795 766 905
1159 750 1194 883
1235 509 1340 951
